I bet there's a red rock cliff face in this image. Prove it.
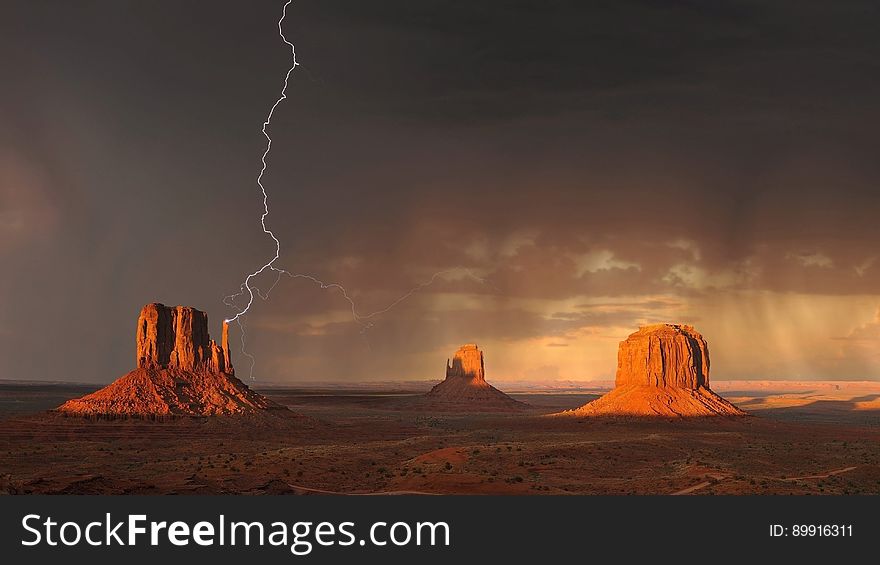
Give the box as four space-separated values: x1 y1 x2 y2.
445 344 485 382
136 303 232 375
616 324 708 389
56 303 280 418
560 324 744 418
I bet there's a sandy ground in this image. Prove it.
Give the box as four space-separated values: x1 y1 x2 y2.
1 382 880 495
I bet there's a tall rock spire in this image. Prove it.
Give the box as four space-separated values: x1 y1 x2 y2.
57 303 268 417
135 303 232 374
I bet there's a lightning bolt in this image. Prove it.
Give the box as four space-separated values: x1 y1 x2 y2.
225 0 296 327
225 267 493 380
224 1 495 380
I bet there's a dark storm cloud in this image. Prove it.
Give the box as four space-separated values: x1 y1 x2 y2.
289 0 880 123
2 1 879 382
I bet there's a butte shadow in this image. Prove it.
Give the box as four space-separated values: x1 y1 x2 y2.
57 303 289 419
556 324 745 418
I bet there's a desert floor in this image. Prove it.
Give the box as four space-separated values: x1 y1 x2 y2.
1 382 879 495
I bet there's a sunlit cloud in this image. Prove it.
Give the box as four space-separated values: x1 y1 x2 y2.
836 308 880 343
573 249 641 277
464 230 541 262
662 260 759 291
499 230 540 258
787 251 834 269
854 256 877 277
666 238 701 261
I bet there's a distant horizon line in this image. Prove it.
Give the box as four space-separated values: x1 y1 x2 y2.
3 377 880 389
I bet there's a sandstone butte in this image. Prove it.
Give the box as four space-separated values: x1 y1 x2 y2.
561 324 745 417
57 303 281 418
423 344 525 410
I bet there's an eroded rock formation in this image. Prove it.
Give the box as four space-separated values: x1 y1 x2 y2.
136 303 231 374
445 343 485 382
424 344 524 411
58 303 279 417
616 324 709 389
562 324 744 417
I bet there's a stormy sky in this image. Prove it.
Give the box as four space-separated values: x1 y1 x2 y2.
2 0 880 384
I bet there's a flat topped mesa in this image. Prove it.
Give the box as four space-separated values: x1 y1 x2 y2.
560 324 744 418
57 303 280 418
616 324 708 389
425 343 524 411
136 303 232 375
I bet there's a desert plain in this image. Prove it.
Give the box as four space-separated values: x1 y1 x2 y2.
1 379 879 495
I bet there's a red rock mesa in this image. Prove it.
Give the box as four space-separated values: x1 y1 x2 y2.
424 344 524 410
563 324 744 417
58 303 279 417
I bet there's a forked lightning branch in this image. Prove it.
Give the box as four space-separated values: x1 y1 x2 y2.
223 0 490 380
